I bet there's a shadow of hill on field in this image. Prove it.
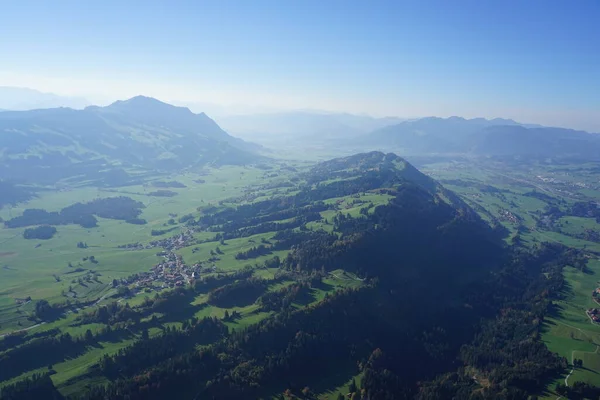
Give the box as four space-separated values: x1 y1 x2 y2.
256 355 362 400
156 301 208 324
293 288 318 306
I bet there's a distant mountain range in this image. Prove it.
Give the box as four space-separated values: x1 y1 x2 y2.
0 96 262 184
359 116 600 159
215 111 406 144
0 86 91 111
2 90 598 186
216 111 600 161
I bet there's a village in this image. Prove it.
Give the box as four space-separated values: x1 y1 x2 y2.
497 208 520 224
116 229 218 294
118 250 218 294
117 229 199 251
587 287 600 323
587 307 600 324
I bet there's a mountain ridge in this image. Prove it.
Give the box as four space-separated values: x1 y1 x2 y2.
0 96 263 184
360 116 600 159
0 86 90 110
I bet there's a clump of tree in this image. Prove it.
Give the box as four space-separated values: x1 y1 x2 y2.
193 266 255 293
263 255 281 269
570 201 600 220
151 226 178 236
99 317 227 379
76 302 140 326
148 190 178 197
33 300 62 321
152 180 187 188
0 324 130 384
555 381 600 399
207 278 267 308
256 282 310 312
125 218 147 225
24 225 57 240
116 285 131 297
148 287 196 314
178 214 195 224
222 309 241 322
0 373 64 400
0 328 61 354
235 244 271 260
5 196 144 228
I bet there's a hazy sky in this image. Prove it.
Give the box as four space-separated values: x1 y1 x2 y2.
1 0 599 130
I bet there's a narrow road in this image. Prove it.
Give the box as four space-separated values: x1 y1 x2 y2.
0 322 45 338
565 350 576 386
93 292 112 306
564 366 574 386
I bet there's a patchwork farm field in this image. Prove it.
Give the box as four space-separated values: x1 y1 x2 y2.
0 165 299 332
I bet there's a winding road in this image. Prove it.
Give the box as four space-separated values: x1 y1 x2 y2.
552 312 600 399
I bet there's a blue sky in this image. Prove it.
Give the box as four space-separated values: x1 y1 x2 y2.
0 0 599 130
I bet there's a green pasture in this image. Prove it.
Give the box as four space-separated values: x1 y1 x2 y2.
542 260 600 385
557 216 600 236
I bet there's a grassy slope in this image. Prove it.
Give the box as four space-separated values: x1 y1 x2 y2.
540 260 600 398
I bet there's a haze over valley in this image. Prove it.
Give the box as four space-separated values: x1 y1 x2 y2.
1 1 600 399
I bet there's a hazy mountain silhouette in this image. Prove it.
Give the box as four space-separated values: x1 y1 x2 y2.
0 86 90 110
0 96 262 183
470 125 600 158
361 117 520 152
359 116 600 159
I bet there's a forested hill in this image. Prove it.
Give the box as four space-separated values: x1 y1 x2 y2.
0 152 570 399
83 153 509 398
289 152 503 285
0 96 262 184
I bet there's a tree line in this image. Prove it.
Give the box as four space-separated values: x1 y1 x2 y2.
5 196 144 229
